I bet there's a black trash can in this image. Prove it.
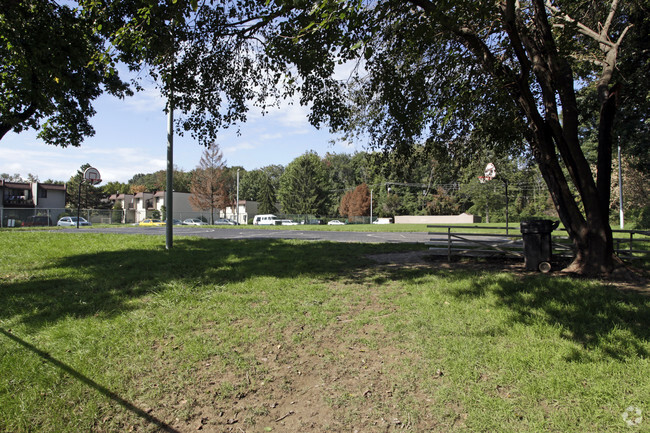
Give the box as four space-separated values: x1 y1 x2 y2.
520 220 559 272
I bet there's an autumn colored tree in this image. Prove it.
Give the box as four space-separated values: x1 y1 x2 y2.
339 183 371 217
189 145 228 224
425 187 460 216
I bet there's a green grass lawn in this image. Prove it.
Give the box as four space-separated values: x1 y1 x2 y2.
1 232 648 432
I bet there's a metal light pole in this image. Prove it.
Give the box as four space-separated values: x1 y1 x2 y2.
618 136 624 229
165 89 174 249
503 179 509 235
77 180 83 229
165 39 174 250
370 189 373 224
236 168 240 224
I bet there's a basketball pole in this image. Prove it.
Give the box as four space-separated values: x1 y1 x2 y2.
77 180 82 229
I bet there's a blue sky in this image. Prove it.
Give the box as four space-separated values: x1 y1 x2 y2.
1 79 361 184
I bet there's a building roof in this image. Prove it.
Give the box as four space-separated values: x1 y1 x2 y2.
1 181 30 189
39 183 66 191
1 181 65 191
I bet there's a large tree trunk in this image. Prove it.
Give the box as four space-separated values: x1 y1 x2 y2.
504 0 618 275
531 131 615 275
412 0 623 274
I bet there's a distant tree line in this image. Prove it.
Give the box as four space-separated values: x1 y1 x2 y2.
9 142 647 227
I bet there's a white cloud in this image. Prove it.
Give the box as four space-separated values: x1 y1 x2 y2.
122 87 166 114
333 58 366 82
228 142 256 151
0 131 170 183
260 132 284 140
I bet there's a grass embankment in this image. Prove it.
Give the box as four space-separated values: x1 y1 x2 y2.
1 232 648 432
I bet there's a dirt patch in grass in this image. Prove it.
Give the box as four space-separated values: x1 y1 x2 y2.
134 269 445 433
146 317 438 432
114 251 647 433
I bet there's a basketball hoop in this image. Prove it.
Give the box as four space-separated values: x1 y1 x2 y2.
478 176 493 184
484 163 496 178
83 167 102 185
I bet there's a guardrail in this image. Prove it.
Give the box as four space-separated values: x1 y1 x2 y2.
611 229 650 261
427 226 524 261
427 225 649 263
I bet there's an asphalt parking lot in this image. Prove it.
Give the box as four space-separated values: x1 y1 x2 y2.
58 226 431 244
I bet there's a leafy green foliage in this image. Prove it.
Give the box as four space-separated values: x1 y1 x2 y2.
605 0 650 170
127 168 192 193
278 151 330 214
273 0 635 272
101 181 130 196
239 165 284 203
0 0 129 145
257 172 279 215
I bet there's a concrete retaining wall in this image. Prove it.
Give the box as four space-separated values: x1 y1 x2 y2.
394 213 482 224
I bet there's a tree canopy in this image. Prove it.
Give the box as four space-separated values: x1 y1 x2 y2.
266 0 645 273
11 0 647 274
278 151 330 215
0 0 130 146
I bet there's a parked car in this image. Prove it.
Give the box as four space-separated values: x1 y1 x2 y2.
172 219 185 225
57 216 91 227
183 218 207 225
327 220 346 225
306 219 323 225
214 218 237 225
139 219 165 226
22 215 53 227
253 214 279 225
279 219 299 226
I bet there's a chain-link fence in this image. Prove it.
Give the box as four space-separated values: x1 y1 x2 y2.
0 208 242 227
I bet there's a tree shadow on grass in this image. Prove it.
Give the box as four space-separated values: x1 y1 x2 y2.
382 264 650 362
0 328 180 432
0 238 396 330
484 275 650 361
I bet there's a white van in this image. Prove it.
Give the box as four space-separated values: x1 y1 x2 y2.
253 214 279 225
